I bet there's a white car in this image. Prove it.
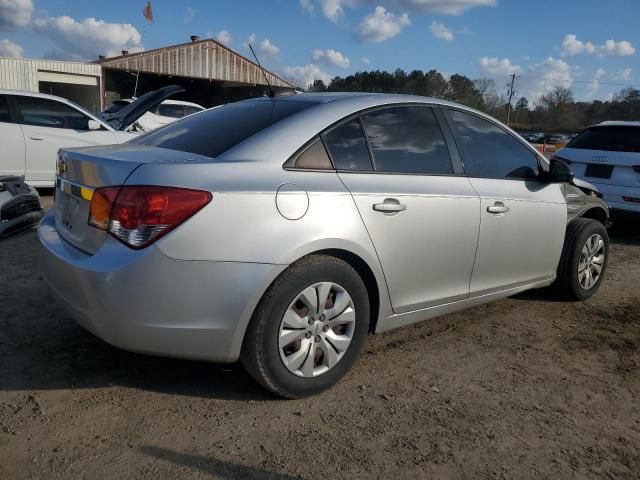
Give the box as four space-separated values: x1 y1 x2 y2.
553 121 640 214
100 99 205 132
0 85 183 187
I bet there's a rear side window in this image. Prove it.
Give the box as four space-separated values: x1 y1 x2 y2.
0 96 11 123
290 138 333 169
361 106 453 174
448 109 540 180
16 96 93 130
132 99 316 158
566 126 640 153
323 119 373 171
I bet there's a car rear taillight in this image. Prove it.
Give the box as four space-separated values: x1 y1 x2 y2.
88 186 212 249
550 154 572 165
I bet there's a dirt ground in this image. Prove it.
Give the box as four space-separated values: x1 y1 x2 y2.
0 201 639 479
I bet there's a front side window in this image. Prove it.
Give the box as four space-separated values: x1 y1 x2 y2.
361 106 453 174
448 109 540 180
566 126 640 153
0 96 11 123
183 105 204 116
322 119 373 171
16 96 92 130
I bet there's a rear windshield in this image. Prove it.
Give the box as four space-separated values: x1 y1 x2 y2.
130 98 316 158
566 126 640 153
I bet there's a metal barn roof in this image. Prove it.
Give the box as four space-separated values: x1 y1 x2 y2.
98 38 292 88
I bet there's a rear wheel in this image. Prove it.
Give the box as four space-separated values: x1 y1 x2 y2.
553 218 609 300
241 255 370 398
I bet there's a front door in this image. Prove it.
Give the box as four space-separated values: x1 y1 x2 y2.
13 95 116 185
0 95 26 177
323 106 481 314
445 109 566 295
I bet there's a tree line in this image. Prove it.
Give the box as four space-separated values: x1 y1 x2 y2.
305 69 640 133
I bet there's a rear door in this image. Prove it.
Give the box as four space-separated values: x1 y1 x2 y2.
14 96 118 185
328 106 480 314
0 95 26 177
445 109 566 295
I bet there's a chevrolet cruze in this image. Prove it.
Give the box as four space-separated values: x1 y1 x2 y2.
39 93 610 398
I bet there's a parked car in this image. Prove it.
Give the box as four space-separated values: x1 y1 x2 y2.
552 121 640 214
523 132 545 143
0 85 184 187
100 98 205 132
39 93 610 398
545 133 569 145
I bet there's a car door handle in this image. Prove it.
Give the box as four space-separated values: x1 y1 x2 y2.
373 199 407 214
29 137 44 141
487 202 509 214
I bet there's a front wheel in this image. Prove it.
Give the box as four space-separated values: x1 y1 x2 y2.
241 255 370 398
553 218 609 300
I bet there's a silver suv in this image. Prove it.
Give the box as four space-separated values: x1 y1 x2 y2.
38 93 609 398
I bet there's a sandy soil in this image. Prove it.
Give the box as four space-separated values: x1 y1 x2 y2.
1 205 639 479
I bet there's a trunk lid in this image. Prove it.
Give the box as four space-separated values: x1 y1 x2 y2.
54 144 211 254
99 85 185 131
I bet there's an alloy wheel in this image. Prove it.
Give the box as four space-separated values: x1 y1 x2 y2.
578 233 605 290
278 282 356 378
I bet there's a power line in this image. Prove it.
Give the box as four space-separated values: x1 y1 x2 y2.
515 74 640 88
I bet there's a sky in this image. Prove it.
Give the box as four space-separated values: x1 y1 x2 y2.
0 0 638 104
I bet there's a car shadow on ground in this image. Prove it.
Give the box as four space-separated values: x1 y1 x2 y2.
140 446 300 479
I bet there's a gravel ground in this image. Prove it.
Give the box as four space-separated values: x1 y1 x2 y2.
0 202 639 480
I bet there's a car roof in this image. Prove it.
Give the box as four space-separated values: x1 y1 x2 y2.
0 88 81 104
222 92 546 164
592 121 640 128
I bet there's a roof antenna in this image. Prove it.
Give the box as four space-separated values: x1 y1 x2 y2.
248 43 275 98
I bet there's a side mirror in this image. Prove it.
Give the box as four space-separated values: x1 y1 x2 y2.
87 119 102 131
548 158 574 183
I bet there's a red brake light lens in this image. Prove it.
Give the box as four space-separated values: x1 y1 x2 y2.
88 186 212 249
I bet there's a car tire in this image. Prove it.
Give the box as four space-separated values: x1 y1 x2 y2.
553 218 609 301
241 255 370 399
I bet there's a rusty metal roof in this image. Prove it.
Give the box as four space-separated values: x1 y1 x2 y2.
98 39 292 88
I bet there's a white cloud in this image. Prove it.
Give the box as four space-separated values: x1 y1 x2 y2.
0 0 33 30
312 48 350 68
242 34 279 57
242 33 256 49
586 67 606 99
527 57 573 104
361 56 371 64
561 34 635 57
613 67 632 81
0 38 23 57
398 0 496 14
599 39 635 57
430 21 453 41
317 0 360 22
283 63 331 88
478 56 522 76
299 0 314 12
33 16 142 59
259 38 280 56
215 30 231 45
357 6 410 43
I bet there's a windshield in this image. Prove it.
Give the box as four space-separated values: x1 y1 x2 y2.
130 98 316 158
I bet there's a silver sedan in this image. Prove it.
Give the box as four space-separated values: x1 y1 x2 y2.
39 93 610 398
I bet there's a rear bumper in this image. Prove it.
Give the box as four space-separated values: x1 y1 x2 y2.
37 210 286 362
590 182 640 214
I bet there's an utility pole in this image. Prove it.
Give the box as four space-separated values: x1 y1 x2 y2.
506 73 517 126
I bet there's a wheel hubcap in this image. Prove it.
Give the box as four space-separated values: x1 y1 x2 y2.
578 233 605 290
278 282 356 378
